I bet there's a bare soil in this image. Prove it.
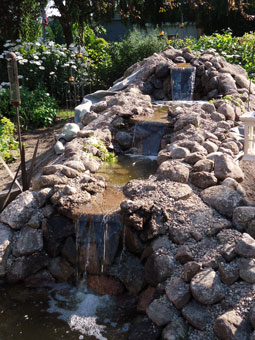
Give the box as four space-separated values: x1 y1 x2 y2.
0 118 72 194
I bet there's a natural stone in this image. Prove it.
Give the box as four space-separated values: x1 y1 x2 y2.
190 171 218 189
235 233 255 258
190 268 224 305
182 300 208 330
39 174 68 188
233 206 255 232
239 258 255 283
115 131 132 149
217 103 236 120
0 191 38 230
13 227 43 256
249 303 255 329
165 278 191 309
214 154 244 182
145 248 175 286
87 275 124 295
24 269 55 287
146 295 179 326
157 160 189 183
48 256 75 282
203 140 218 154
183 261 202 282
193 159 214 172
218 262 239 285
175 245 194 264
200 185 246 218
162 317 188 340
0 223 13 277
61 237 76 265
214 310 250 340
137 287 156 313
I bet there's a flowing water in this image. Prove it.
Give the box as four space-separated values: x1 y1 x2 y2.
0 282 135 340
0 108 168 340
171 67 196 101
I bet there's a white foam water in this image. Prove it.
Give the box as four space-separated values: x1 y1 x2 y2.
47 284 114 340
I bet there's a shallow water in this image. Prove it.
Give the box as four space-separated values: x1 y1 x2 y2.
0 282 134 340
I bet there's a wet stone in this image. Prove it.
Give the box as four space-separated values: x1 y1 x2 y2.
145 248 175 286
128 317 162 340
165 277 191 309
48 256 75 282
137 287 156 313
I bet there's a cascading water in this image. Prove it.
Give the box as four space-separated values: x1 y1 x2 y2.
171 66 196 101
132 121 167 156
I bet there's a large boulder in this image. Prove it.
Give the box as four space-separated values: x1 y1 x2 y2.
146 295 179 326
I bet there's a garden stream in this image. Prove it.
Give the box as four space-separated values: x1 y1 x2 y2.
0 66 195 340
0 107 170 340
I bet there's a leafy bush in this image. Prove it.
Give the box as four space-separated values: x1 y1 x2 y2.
170 30 255 79
97 29 169 88
0 86 58 129
0 117 19 162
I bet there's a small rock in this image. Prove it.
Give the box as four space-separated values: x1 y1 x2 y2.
193 159 214 172
235 233 255 258
137 287 156 313
157 160 190 183
48 257 75 282
145 248 175 286
218 262 239 285
183 261 202 282
54 141 65 154
249 303 255 329
87 275 124 295
214 154 244 182
146 295 179 326
165 278 191 309
214 310 250 340
182 300 208 330
162 317 188 340
190 268 224 305
190 171 218 189
239 258 255 283
175 245 194 264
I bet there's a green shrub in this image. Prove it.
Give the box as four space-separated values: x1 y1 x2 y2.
0 117 19 162
96 29 169 88
0 86 58 130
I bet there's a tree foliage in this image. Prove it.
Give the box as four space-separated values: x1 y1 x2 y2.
0 0 42 44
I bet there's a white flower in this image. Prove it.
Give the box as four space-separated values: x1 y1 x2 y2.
35 42 40 46
18 75 23 79
39 66 45 70
34 55 39 60
16 39 21 42
46 93 50 96
49 71 55 75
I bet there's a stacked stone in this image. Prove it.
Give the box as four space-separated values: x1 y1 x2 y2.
136 46 255 101
1 46 255 340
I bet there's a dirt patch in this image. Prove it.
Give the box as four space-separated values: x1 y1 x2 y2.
0 118 72 194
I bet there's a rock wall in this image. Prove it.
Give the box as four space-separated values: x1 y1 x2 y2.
1 47 255 339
